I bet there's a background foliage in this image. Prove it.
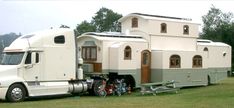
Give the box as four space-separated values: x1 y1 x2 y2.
74 7 122 36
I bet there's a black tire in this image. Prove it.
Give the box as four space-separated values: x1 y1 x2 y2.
6 84 26 102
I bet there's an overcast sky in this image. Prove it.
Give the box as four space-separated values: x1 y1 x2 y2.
0 0 234 35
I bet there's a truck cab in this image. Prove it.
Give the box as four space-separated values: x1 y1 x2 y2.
0 28 83 102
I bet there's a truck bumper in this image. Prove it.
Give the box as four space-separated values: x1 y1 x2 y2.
0 87 8 100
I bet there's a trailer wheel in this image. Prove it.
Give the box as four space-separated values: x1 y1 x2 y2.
6 84 26 102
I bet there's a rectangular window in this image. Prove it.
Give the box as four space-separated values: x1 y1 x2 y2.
82 46 97 61
54 35 65 44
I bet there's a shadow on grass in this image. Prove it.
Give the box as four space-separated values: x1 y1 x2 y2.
0 94 80 103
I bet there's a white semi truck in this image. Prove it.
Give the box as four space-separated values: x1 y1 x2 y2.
0 29 99 102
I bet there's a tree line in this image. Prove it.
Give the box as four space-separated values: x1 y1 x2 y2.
0 33 20 61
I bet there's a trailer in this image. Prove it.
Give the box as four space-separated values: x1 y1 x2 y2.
78 13 231 88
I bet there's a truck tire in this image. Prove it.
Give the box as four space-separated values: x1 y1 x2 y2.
6 84 26 102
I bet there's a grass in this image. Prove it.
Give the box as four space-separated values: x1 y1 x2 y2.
1 78 234 108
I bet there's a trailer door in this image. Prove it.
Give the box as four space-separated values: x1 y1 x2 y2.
141 50 151 83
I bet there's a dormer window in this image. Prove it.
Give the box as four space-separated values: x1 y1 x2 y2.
183 25 189 35
161 23 167 33
132 17 138 28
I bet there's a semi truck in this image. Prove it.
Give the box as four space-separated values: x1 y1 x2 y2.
0 28 111 102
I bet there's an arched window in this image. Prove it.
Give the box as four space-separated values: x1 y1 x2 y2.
170 55 181 68
203 47 208 51
161 23 167 33
132 17 138 28
193 55 202 68
124 46 131 60
183 25 189 35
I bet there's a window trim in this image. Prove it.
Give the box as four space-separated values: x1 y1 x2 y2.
183 25 189 35
169 55 181 68
161 23 167 33
124 46 132 60
192 55 202 68
132 17 138 28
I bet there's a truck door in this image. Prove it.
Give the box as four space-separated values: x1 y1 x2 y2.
23 52 41 81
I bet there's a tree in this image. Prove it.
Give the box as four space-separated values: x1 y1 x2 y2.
92 7 122 32
75 7 122 36
75 20 96 36
201 6 233 41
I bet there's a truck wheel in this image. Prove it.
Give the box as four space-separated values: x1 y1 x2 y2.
6 84 26 102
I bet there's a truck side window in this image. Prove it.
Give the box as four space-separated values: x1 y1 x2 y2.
36 53 39 63
54 35 65 44
25 52 31 64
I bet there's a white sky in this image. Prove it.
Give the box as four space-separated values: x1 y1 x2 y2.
0 0 234 35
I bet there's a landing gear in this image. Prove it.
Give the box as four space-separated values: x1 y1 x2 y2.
6 84 26 102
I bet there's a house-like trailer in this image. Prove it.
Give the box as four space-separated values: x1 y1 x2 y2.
77 13 231 88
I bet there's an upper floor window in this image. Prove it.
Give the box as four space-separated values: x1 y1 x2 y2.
170 55 181 68
193 55 202 68
183 25 189 35
54 35 65 44
124 46 131 60
82 41 97 61
161 23 167 33
132 17 138 28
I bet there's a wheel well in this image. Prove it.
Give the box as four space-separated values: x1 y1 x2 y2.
108 73 136 88
122 75 136 88
8 82 29 97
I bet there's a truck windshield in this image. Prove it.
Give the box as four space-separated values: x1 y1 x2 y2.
0 52 25 65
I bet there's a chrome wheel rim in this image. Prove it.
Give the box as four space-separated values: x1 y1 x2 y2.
11 88 23 101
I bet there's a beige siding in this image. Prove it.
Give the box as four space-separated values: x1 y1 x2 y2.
197 45 232 68
151 50 208 69
147 20 199 38
150 36 197 51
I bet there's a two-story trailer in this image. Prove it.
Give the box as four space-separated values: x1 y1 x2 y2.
78 13 231 88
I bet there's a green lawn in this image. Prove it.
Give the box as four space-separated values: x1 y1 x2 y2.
1 78 234 108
